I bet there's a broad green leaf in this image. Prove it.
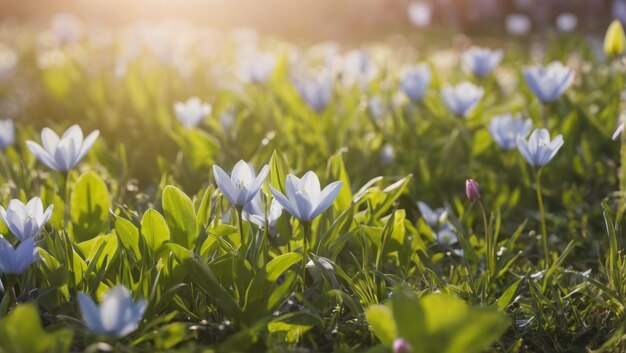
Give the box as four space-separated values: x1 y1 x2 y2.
113 215 142 261
162 186 198 249
141 209 170 253
365 305 397 346
70 171 111 242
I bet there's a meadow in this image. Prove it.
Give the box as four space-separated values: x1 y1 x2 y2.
0 14 625 353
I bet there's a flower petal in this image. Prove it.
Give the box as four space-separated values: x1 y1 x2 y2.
213 165 238 205
269 185 300 220
26 141 59 171
310 181 342 220
78 292 105 334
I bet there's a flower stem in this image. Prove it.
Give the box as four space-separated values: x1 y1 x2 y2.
477 200 492 282
535 168 549 265
61 171 70 226
301 221 311 291
236 206 245 250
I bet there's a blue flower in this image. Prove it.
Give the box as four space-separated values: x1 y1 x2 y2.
516 128 564 167
213 160 269 207
0 119 14 149
461 47 503 77
239 52 276 84
0 236 37 274
436 224 458 246
341 50 377 88
78 285 147 337
174 97 211 128
243 193 283 230
407 1 432 28
488 114 533 150
368 95 386 121
400 64 431 101
293 70 334 113
441 82 484 117
523 62 574 103
416 201 447 227
0 197 53 241
26 125 99 172
269 171 342 222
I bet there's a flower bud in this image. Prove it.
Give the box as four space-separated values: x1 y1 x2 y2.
466 179 481 201
392 338 414 353
604 19 626 57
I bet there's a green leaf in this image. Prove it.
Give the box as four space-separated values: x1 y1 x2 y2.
162 186 198 249
70 171 111 242
365 305 397 346
181 256 241 320
243 253 302 322
327 152 352 210
391 288 426 343
196 185 214 228
269 149 289 193
141 209 170 253
496 279 522 311
113 215 142 262
0 304 73 353
267 311 322 343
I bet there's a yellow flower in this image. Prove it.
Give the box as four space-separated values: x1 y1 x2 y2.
604 20 626 57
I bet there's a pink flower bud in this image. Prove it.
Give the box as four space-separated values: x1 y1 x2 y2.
392 338 414 353
466 179 481 201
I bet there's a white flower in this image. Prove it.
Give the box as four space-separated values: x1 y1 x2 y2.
0 236 38 274
213 160 269 207
488 114 533 150
239 52 276 84
400 64 431 101
293 70 334 113
174 97 212 129
381 144 395 166
556 13 578 33
0 197 53 241
0 119 15 149
51 13 83 45
441 82 484 117
78 285 146 337
506 14 531 36
524 62 574 103
26 125 99 172
417 201 448 227
269 171 342 222
341 50 377 87
243 194 283 229
516 128 564 167
462 47 503 77
407 1 432 27
436 224 458 245
0 45 17 81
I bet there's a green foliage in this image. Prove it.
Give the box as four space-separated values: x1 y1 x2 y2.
367 289 510 353
162 186 199 249
0 304 73 353
70 171 111 241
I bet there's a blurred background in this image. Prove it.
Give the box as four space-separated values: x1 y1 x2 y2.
0 0 622 43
